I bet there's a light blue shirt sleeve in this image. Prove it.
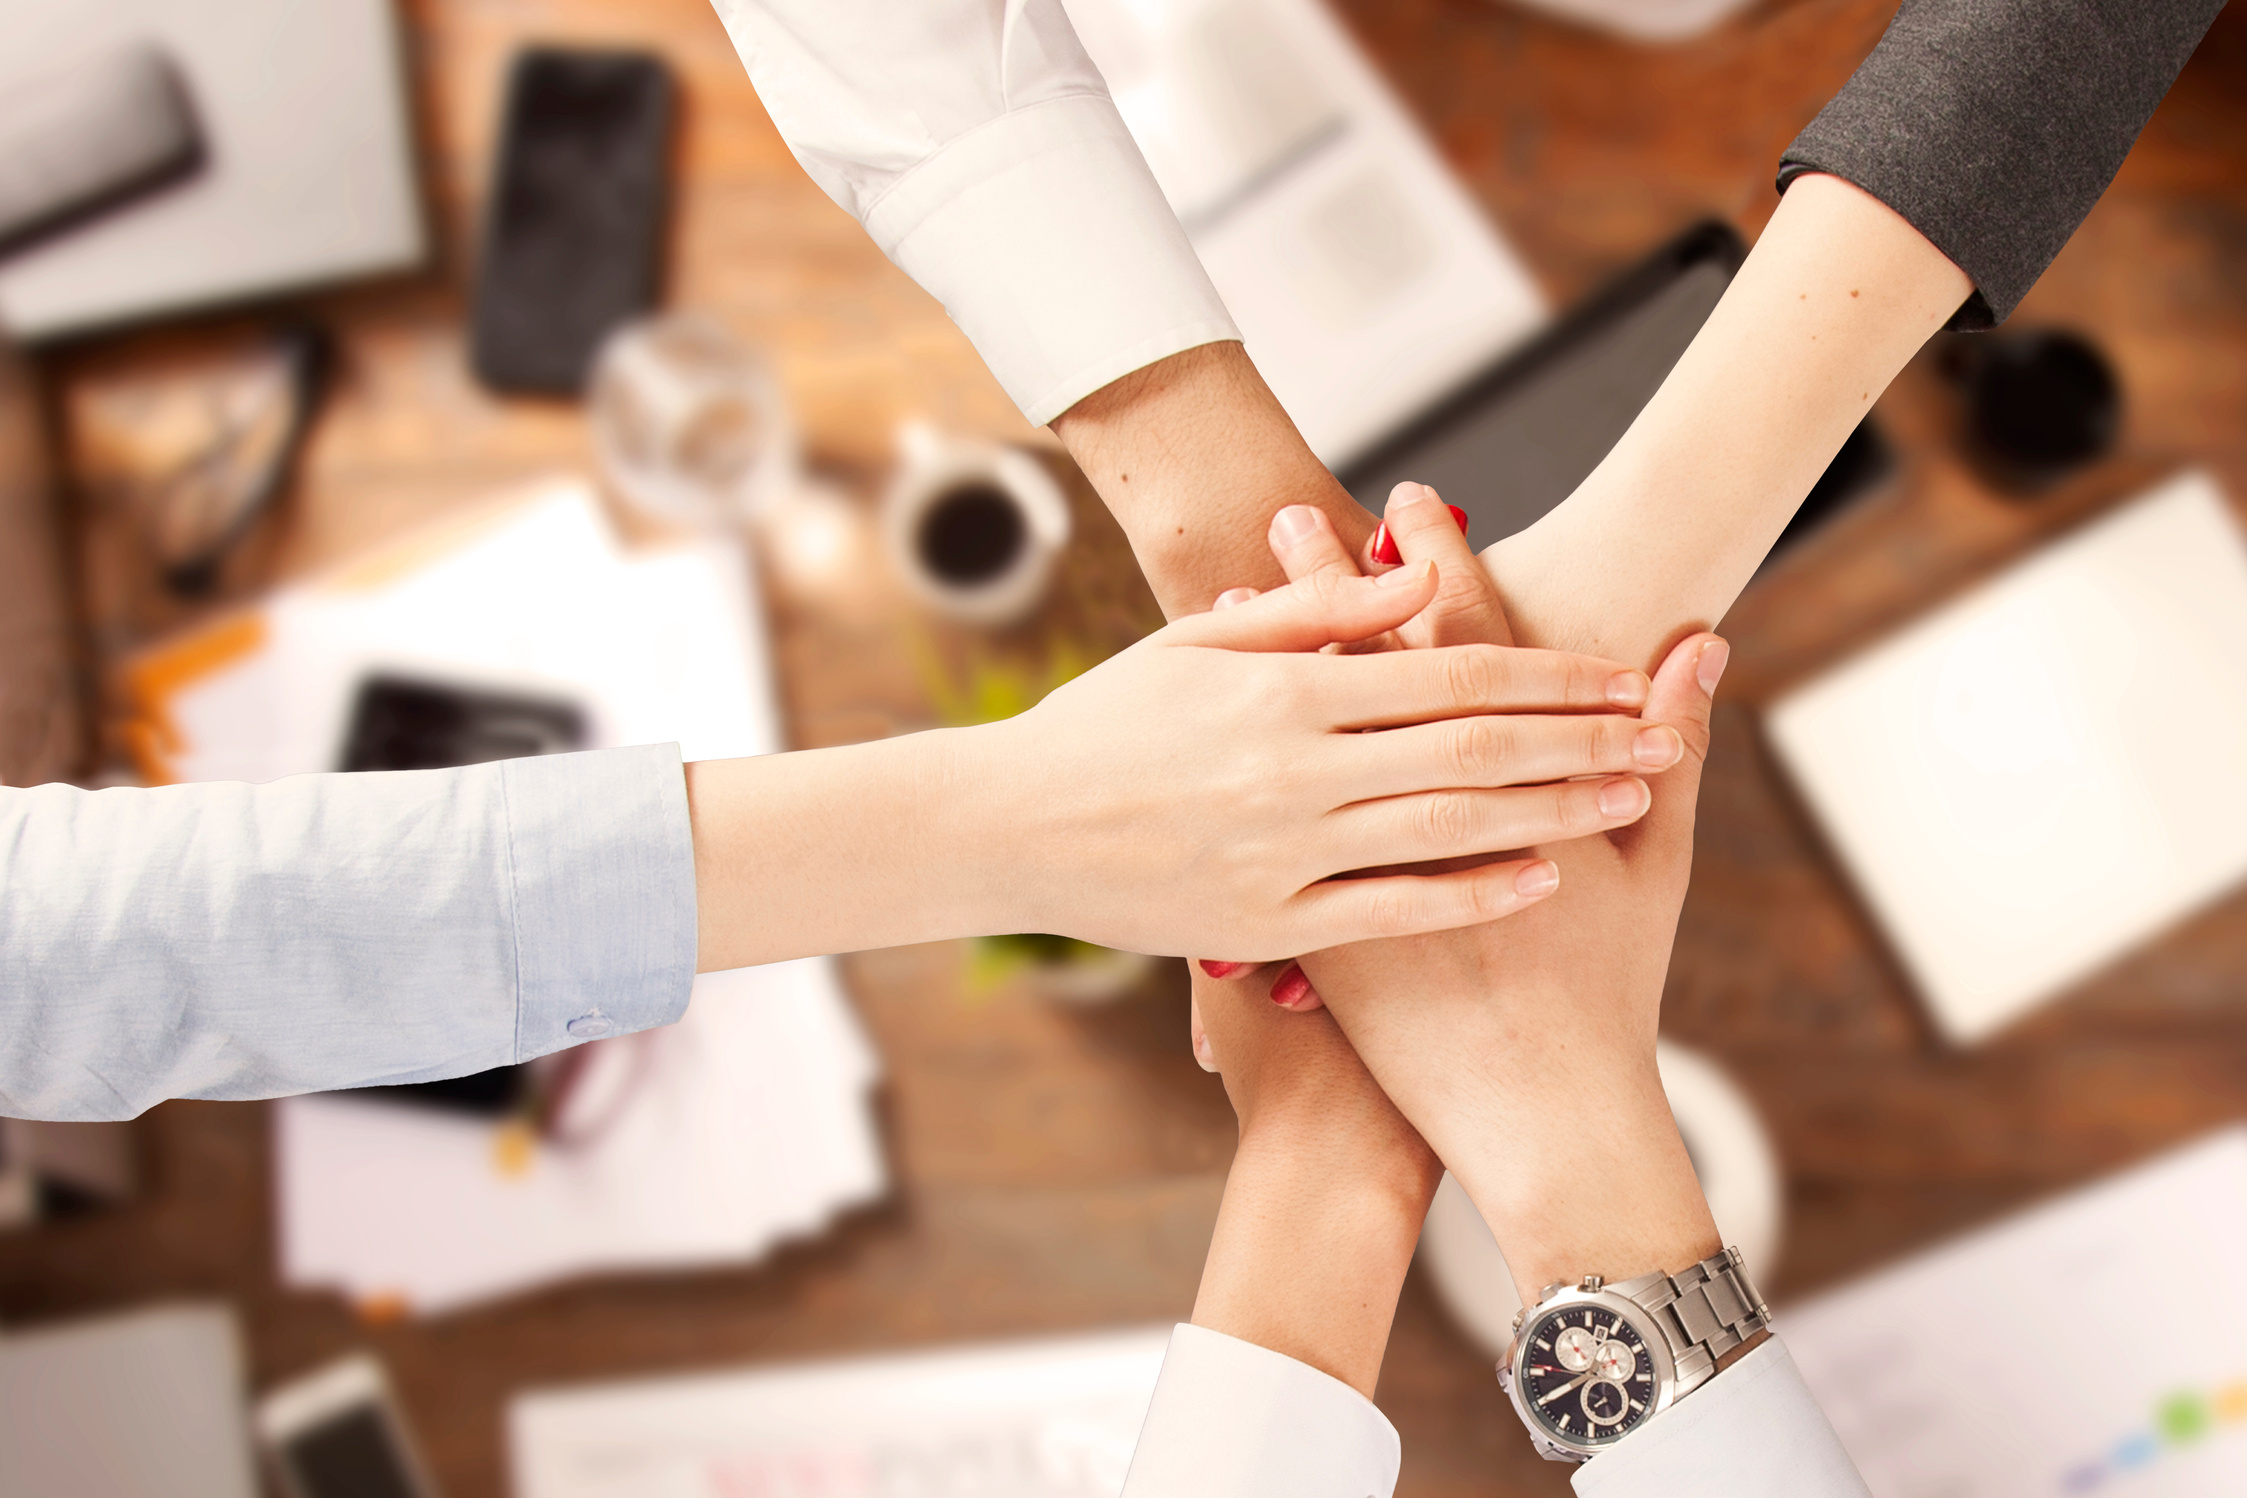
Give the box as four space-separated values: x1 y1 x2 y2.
0 744 698 1121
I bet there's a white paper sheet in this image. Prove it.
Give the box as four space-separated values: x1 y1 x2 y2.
1766 473 2247 1042
1784 1127 2247 1497
1063 0 1545 467
509 1327 1173 1498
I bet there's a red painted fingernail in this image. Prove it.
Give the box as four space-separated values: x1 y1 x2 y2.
1371 523 1401 565
1271 963 1314 1008
1199 960 1245 979
1448 504 1469 536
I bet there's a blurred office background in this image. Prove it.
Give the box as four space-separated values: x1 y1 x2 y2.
3 2 2247 1496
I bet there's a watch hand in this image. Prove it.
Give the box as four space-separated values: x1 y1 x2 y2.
1539 1373 1594 1405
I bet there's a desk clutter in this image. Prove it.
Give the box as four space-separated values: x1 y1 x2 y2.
3 1 2245 1496
117 480 886 1315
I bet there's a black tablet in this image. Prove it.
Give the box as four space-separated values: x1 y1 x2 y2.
1337 220 1884 561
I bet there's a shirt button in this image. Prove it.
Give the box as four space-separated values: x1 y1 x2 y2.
565 1012 613 1039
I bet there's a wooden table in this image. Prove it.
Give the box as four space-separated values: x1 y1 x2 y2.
7 3 2247 1495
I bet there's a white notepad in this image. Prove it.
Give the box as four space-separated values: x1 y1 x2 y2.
1765 472 2247 1043
1784 1127 2247 1496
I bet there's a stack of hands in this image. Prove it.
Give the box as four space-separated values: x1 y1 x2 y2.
1171 482 1731 1401
768 473 1732 1407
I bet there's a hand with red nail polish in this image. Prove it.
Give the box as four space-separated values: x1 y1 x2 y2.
686 550 1660 972
1252 475 1734 1307
938 553 1665 967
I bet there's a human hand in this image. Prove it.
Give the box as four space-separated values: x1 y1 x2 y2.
1186 961 1438 1395
958 558 1679 962
1212 481 1728 1302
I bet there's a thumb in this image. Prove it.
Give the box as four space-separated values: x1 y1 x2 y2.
1632 632 1725 844
1166 559 1438 654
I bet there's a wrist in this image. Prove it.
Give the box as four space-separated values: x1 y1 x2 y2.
1051 341 1374 617
1441 1054 1720 1306
1193 1120 1438 1397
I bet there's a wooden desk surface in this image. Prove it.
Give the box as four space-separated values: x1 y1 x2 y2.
8 3 2247 1496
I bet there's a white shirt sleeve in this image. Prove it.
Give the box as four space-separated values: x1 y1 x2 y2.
1116 1326 1865 1498
707 0 1240 425
1120 1323 1400 1498
1572 1336 1872 1498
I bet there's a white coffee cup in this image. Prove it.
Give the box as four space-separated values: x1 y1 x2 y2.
881 421 1071 626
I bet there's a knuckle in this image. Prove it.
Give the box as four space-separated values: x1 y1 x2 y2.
1362 884 1419 937
1450 718 1514 782
1441 645 1505 711
1557 781 1606 835
1417 789 1479 850
1465 871 1514 921
1588 717 1635 774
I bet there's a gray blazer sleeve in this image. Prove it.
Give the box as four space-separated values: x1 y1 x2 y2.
1778 0 2226 329
0 745 698 1121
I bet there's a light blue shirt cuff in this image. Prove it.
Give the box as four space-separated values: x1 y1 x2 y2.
501 745 697 1059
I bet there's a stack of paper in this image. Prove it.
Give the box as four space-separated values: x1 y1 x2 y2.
1784 1127 2247 1496
122 479 887 1314
509 1327 1172 1498
278 959 883 1315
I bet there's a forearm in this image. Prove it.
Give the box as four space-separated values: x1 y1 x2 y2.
687 730 1001 971
1193 1117 1439 1398
1052 342 1376 619
1485 173 1972 668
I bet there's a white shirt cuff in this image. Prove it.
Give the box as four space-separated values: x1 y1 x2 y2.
1120 1323 1399 1498
1573 1337 1871 1498
861 92 1241 426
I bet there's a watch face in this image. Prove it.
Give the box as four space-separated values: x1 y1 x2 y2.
1517 1302 1660 1449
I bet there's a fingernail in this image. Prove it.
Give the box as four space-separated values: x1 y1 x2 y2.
1212 588 1257 611
1697 639 1730 697
1370 522 1401 565
1598 777 1651 818
1271 963 1313 1008
1271 506 1321 547
1375 558 1432 587
1447 504 1470 537
1389 481 1437 510
1605 671 1649 708
1199 959 1245 978
1194 1030 1218 1072
1633 725 1683 768
1515 860 1560 897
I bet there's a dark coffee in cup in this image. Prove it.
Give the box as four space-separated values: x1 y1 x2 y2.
915 482 1026 586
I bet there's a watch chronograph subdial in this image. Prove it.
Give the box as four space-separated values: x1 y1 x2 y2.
1592 1340 1636 1384
1552 1326 1599 1372
1581 1378 1630 1427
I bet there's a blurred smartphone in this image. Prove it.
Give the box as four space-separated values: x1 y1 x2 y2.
470 48 674 394
255 1355 438 1498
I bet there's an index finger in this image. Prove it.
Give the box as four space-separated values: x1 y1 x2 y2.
1318 641 1650 727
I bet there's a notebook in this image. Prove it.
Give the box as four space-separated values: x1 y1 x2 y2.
1764 472 2247 1043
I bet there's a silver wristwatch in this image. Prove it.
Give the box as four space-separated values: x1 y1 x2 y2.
1496 1246 1771 1463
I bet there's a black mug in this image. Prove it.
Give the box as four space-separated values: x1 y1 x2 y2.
1945 327 2121 494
